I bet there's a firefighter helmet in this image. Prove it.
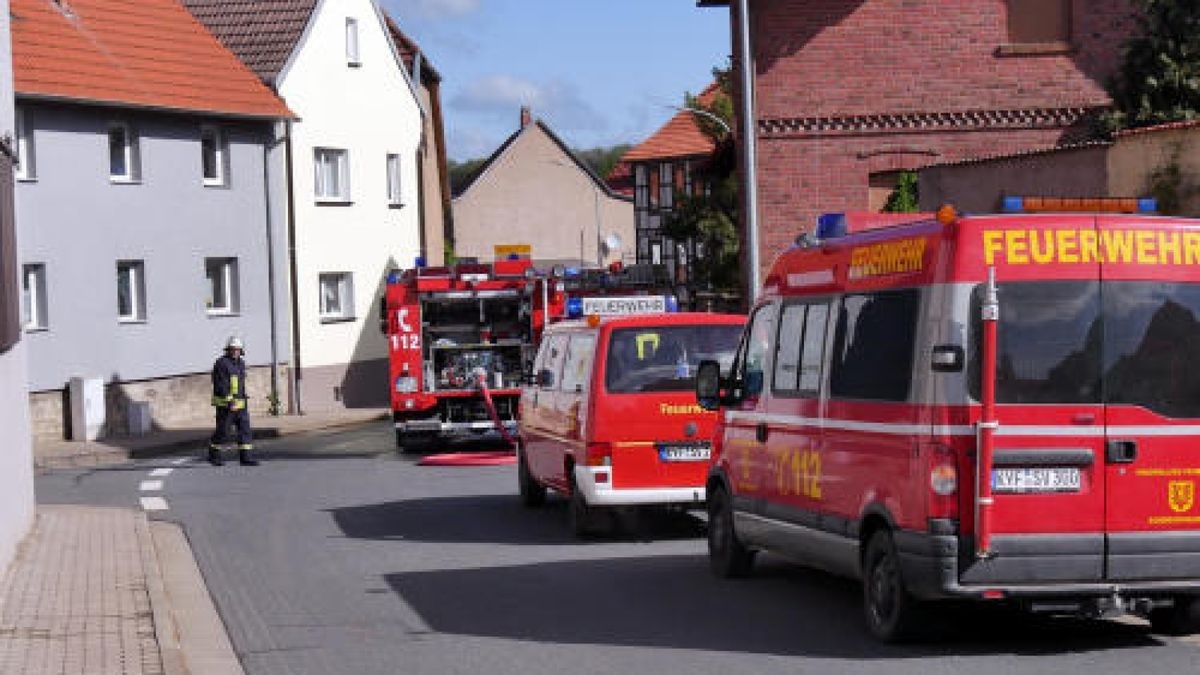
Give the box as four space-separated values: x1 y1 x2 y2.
225 336 244 351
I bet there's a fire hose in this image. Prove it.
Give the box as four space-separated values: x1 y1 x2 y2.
477 371 518 447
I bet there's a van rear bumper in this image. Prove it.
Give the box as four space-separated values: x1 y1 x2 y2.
574 466 705 507
896 530 1200 601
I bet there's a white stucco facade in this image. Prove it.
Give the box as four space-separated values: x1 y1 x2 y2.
279 0 423 409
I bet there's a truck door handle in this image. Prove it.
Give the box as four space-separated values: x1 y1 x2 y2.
1106 439 1137 464
756 423 769 443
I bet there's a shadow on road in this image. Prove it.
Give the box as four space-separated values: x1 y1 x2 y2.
383 554 1164 659
329 495 704 545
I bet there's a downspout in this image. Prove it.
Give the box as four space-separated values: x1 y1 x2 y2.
283 119 303 415
262 126 281 413
737 0 761 302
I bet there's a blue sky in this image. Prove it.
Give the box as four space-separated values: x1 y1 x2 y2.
380 0 731 161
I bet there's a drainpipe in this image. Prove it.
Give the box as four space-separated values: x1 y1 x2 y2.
262 127 281 413
737 0 761 302
283 119 303 415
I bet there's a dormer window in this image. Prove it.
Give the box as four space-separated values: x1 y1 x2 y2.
346 18 360 66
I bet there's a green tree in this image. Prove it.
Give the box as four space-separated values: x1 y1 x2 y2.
1107 0 1200 131
573 144 632 181
882 171 920 213
448 157 487 195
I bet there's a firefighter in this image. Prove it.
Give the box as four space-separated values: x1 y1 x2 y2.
208 336 259 466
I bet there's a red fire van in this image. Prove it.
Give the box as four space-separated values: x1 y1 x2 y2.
519 312 744 536
696 202 1200 641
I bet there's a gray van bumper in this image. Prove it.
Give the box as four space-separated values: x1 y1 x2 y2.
896 530 1200 601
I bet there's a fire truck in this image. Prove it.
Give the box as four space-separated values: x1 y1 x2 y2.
697 199 1200 640
382 258 675 450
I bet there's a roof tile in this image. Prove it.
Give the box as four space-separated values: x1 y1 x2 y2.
620 81 722 162
181 0 316 85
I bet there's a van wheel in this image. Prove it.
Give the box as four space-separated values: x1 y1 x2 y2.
1150 596 1200 635
517 443 546 507
568 475 602 538
863 529 924 642
708 484 755 578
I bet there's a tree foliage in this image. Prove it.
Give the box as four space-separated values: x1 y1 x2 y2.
573 144 632 181
882 171 920 213
448 157 487 195
1107 0 1200 131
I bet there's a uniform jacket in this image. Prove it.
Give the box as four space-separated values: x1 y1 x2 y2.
211 354 248 410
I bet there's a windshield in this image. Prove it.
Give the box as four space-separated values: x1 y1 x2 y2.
970 281 1200 417
605 324 743 393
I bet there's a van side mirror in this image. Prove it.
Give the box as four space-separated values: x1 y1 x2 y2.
537 368 555 388
696 360 723 411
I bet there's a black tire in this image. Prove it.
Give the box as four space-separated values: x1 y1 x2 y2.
396 431 434 454
708 484 755 578
517 443 546 507
862 529 925 643
568 473 603 538
1150 596 1200 635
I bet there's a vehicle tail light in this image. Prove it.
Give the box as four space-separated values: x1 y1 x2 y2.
927 442 959 520
585 442 612 467
395 376 418 393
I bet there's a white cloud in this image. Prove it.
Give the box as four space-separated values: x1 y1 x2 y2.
452 75 609 134
408 0 480 19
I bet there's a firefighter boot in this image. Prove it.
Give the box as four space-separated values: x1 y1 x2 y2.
207 445 224 466
239 447 259 466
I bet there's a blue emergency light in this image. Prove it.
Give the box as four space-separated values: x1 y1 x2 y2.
816 213 848 239
665 295 679 312
414 256 427 268
566 297 584 318
387 271 401 284
1001 196 1159 214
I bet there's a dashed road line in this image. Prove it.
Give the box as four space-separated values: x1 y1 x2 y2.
171 457 190 465
149 468 173 477
140 480 164 492
140 496 169 511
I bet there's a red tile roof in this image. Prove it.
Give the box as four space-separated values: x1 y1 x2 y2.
386 15 441 85
13 0 292 119
181 0 316 86
1114 118 1200 138
620 81 722 162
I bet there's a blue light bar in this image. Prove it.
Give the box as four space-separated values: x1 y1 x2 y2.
1138 197 1158 213
1001 196 1024 213
665 295 679 312
816 213 847 239
387 271 401 284
566 297 583 318
414 256 427 268
564 267 581 277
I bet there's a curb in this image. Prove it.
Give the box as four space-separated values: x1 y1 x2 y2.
137 512 187 675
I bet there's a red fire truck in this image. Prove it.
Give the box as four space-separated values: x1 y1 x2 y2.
696 200 1200 640
383 259 675 450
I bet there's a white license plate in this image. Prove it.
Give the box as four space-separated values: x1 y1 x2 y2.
658 443 711 462
992 467 1081 494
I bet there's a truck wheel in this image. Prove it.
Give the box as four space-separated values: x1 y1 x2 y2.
708 484 755 578
863 529 925 643
1150 596 1200 635
396 431 433 454
517 443 546 507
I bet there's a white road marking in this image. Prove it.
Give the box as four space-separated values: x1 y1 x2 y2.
139 480 164 492
171 457 189 465
149 468 173 477
140 496 169 511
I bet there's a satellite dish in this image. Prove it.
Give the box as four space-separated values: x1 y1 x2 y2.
602 232 623 255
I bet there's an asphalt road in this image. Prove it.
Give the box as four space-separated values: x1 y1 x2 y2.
36 422 1200 675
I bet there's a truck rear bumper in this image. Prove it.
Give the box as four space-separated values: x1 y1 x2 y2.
396 420 519 435
574 466 705 507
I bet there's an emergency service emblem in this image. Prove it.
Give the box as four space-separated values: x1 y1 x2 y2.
1169 480 1195 514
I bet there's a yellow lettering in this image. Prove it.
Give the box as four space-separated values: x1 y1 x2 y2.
1005 230 1029 264
1160 232 1183 265
1101 230 1134 263
1056 229 1079 263
1135 230 1157 265
912 238 927 270
1079 230 1099 263
1030 229 1055 264
983 230 1004 265
1185 233 1200 265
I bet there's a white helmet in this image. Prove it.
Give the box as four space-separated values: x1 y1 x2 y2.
225 336 244 350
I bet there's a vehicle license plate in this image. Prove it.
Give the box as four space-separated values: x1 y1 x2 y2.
992 467 1081 494
658 443 711 462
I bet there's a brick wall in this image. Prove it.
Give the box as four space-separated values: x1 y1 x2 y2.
29 365 290 442
731 0 1139 285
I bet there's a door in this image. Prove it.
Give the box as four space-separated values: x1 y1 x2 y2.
1099 217 1200 580
524 334 569 486
722 303 777 517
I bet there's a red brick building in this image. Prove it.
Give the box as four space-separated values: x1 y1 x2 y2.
703 0 1139 278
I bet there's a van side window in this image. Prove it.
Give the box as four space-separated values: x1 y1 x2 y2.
735 303 777 398
773 301 829 395
560 334 596 392
539 335 568 389
798 304 829 392
829 289 919 401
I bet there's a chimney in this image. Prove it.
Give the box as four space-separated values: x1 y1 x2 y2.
519 106 532 129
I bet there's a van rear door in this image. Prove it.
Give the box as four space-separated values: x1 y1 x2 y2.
1098 217 1200 581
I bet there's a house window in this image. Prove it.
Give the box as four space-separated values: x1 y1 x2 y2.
314 148 350 202
634 164 648 209
346 18 361 66
22 263 47 330
660 162 674 209
116 260 147 322
201 125 228 187
648 165 659 208
1007 0 1070 45
205 257 240 315
109 122 140 182
319 272 354 321
15 107 34 181
386 153 402 206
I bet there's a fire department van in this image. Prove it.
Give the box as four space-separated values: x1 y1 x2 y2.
518 312 744 536
696 201 1200 641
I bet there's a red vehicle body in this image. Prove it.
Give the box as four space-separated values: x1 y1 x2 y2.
383 260 673 449
697 204 1200 640
518 313 744 536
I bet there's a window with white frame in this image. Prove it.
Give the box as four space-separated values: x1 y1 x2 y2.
314 148 350 202
346 18 361 66
386 153 402 206
22 263 47 330
319 272 354 321
205 257 240 314
15 107 34 181
201 125 228 187
109 122 140 182
116 260 147 322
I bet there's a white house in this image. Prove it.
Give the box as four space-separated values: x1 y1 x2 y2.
187 0 426 410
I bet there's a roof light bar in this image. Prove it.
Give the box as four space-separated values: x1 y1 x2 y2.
1001 196 1158 214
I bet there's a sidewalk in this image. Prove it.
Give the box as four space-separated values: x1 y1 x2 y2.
34 408 389 469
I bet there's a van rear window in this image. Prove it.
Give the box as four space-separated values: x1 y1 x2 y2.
970 281 1200 417
605 324 742 393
